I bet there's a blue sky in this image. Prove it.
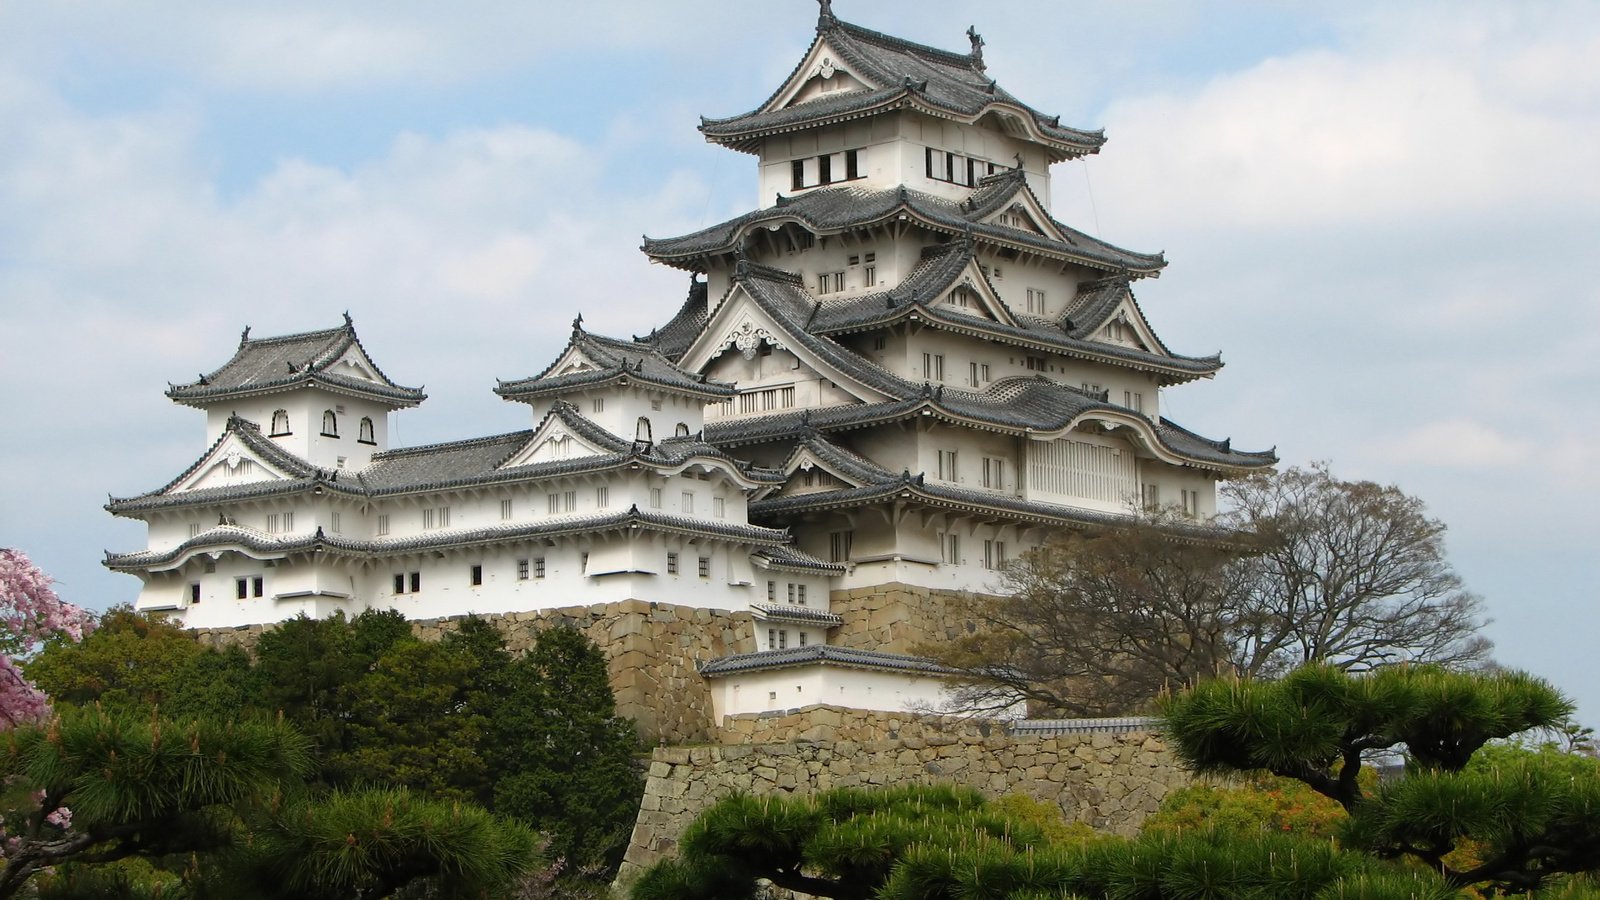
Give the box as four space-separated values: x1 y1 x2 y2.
3 1 1597 721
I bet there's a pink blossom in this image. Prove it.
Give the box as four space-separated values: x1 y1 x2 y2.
0 549 95 728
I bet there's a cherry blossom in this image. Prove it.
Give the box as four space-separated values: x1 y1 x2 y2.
0 549 94 728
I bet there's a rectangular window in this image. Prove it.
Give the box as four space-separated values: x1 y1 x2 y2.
1025 356 1047 371
983 540 1008 570
331 511 342 534
698 556 711 578
236 578 249 600
777 630 788 649
500 499 513 521
423 506 450 530
798 631 808 647
681 492 694 515
817 153 832 184
548 493 560 514
470 565 483 586
787 582 796 603
409 572 421 593
534 557 546 578
797 584 808 606
1123 391 1145 414
767 580 776 601
377 513 390 536
1142 483 1161 511
667 552 679 575
592 398 605 413
922 352 944 381
872 335 886 351
816 271 844 294
829 530 853 563
941 533 960 565
265 512 293 533
188 522 201 539
791 158 805 191
1181 489 1200 516
937 449 959 482
596 487 609 508
1027 288 1047 315
982 456 1006 490
845 148 859 180
650 487 662 509
768 628 777 650
712 496 725 518
394 573 406 594
564 491 577 512
189 583 201 605
517 558 530 580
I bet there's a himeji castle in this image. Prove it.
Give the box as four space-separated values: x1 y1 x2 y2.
105 4 1275 719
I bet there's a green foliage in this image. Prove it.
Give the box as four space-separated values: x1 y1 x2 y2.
1142 771 1350 840
490 626 642 872
245 787 539 900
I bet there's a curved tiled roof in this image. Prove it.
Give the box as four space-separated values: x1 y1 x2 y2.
105 507 792 572
701 18 1103 162
642 180 1164 277
636 278 710 360
750 603 845 627
497 321 733 401
698 644 955 677
752 545 845 574
167 316 425 408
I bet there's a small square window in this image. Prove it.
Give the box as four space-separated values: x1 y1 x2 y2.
697 556 710 578
667 552 679 575
517 558 530 580
534 557 546 578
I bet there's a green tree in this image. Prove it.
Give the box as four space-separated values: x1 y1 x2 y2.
491 626 641 874
0 705 313 899
1160 664 1597 894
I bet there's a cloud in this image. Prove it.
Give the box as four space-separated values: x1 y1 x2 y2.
1379 419 1535 469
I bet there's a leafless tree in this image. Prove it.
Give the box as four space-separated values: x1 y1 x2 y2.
925 464 1492 716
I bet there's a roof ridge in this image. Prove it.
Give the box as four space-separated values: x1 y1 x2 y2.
371 429 533 461
833 19 979 71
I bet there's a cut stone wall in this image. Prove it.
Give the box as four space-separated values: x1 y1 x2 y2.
190 599 757 744
618 705 1188 883
829 582 979 653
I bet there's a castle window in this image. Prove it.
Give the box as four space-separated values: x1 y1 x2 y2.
697 556 710 578
675 422 690 437
817 153 831 184
1025 356 1047 371
189 523 201 539
829 530 853 563
592 398 605 413
941 533 960 565
470 565 483 586
1182 489 1200 517
534 557 546 578
517 558 530 580
845 148 859 180
767 580 776 601
358 417 375 444
777 629 788 649
500 499 512 521
787 583 796 603
409 572 421 592
393 574 405 594
983 540 1008 570
236 578 248 600
681 492 694 515
768 628 777 649
266 512 293 533
797 585 808 605
937 449 958 482
564 491 576 512
422 506 450 530
270 409 290 436
798 631 808 646
922 352 944 381
636 416 652 443
817 271 844 295
872 335 887 351
667 552 679 575
377 514 390 536
791 159 804 192
969 362 991 386
596 486 609 508
1026 288 1047 315
189 583 201 605
863 251 876 287
982 457 1006 490
548 493 560 514
1142 483 1161 512
712 497 725 518
1123 391 1145 415
331 512 342 533
321 410 339 437
650 487 663 509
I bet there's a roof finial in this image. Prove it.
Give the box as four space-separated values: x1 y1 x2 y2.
572 313 584 332
817 0 836 30
966 26 985 71
342 310 353 328
239 325 251 346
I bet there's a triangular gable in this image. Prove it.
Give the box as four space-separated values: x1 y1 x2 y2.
931 259 1016 327
544 343 605 379
168 432 298 495
323 342 384 384
498 408 615 469
976 186 1070 245
772 446 870 498
1090 300 1161 355
679 284 895 404
765 37 878 113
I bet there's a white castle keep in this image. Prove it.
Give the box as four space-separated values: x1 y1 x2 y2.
106 5 1274 719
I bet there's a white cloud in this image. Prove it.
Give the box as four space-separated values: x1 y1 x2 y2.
1379 419 1535 469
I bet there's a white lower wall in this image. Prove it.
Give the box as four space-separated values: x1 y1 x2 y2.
708 664 951 719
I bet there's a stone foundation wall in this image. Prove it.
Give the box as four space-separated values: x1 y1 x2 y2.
829 582 980 653
191 600 757 744
618 708 1188 883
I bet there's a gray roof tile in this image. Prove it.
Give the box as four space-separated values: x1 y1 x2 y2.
497 321 733 401
698 644 955 676
167 316 424 407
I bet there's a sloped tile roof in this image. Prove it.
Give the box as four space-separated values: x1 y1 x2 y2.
497 321 733 401
697 643 955 676
167 316 424 407
750 603 846 627
642 179 1163 276
700 18 1103 161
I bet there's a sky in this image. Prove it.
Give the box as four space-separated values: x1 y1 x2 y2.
2 1 1596 721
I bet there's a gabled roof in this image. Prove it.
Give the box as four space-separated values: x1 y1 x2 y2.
802 242 1221 382
496 318 733 402
105 507 794 573
700 15 1103 162
167 315 425 408
703 376 1277 473
698 644 955 677
642 177 1164 277
635 278 710 360
107 416 352 515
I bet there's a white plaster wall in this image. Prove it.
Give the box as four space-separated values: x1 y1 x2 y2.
203 390 393 470
709 665 951 719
